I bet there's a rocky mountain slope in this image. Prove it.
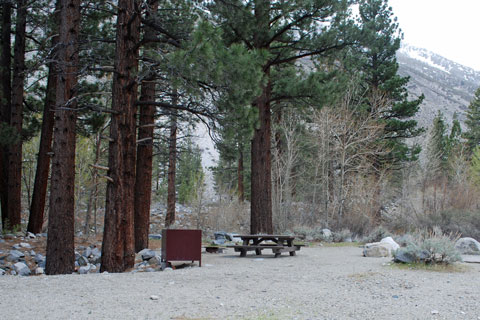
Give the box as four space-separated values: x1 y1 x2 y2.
397 44 480 129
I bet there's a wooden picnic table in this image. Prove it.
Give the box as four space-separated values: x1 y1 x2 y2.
227 234 302 258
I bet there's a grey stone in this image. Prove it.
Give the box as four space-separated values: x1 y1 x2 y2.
380 237 400 251
455 237 480 255
91 247 101 257
7 250 25 262
0 268 5 275
12 244 21 250
19 242 31 249
34 253 45 264
38 260 46 269
35 267 44 275
27 232 36 239
77 255 89 266
89 248 102 264
321 229 332 238
214 231 233 242
79 264 91 274
147 256 162 267
0 239 5 244
11 270 17 276
13 262 31 276
138 249 156 261
83 247 92 258
30 250 36 256
212 239 226 245
393 250 417 263
363 243 391 257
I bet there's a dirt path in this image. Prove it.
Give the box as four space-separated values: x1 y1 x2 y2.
1 246 479 319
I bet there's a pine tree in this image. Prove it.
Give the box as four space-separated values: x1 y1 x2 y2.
208 0 354 234
28 1 59 234
0 2 13 229
101 0 141 273
45 0 81 275
351 0 424 167
463 87 480 156
425 111 448 177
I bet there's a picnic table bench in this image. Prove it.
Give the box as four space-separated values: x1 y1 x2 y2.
227 234 303 257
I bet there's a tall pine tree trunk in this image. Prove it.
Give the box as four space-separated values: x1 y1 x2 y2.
7 0 27 229
134 0 158 252
27 11 59 233
0 2 12 229
101 0 140 273
250 0 273 234
45 0 80 275
165 109 177 228
237 148 244 202
250 79 273 234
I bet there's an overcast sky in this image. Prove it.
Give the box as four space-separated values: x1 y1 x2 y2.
388 0 480 71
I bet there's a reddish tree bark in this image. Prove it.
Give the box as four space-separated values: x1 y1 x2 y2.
7 0 27 229
134 0 158 253
27 8 59 234
165 111 177 228
45 0 80 275
101 0 141 273
237 149 244 202
250 0 273 234
0 2 12 229
250 79 273 234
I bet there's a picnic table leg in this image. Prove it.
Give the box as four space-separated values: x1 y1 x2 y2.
240 249 247 257
274 252 281 258
255 248 262 255
289 251 296 256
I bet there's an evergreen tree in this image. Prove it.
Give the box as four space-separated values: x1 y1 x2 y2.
45 0 81 275
446 112 462 158
425 111 448 177
350 0 424 167
463 87 480 156
101 0 141 273
207 0 355 233
470 146 480 186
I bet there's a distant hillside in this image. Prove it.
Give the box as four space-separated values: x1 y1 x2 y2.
397 44 480 129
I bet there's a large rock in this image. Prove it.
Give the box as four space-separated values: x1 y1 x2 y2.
363 243 391 257
394 248 430 263
88 247 102 264
380 237 400 251
138 249 156 261
13 262 31 276
83 247 92 258
147 256 162 267
77 255 89 266
0 268 5 275
35 267 44 275
34 253 45 264
364 237 400 257
19 242 31 249
7 250 25 262
79 264 91 274
455 237 480 255
321 229 332 239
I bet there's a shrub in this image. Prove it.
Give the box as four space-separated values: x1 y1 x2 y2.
332 229 352 242
393 230 461 265
362 226 392 243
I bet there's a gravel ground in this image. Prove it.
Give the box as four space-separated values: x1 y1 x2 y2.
1 245 480 320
